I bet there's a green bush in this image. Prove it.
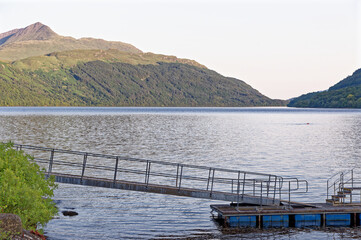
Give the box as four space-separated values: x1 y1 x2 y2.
0 142 57 231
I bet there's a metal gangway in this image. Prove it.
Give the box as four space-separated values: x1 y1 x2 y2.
327 168 361 205
13 143 308 206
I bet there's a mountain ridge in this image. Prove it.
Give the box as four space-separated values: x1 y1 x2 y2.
0 22 142 60
10 49 207 70
0 22 58 46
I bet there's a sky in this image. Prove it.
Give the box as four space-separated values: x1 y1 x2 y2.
0 0 360 99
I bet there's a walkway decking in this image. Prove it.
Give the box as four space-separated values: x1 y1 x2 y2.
48 172 279 205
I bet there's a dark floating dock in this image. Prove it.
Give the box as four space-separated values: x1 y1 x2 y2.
211 203 361 228
10 143 361 230
212 167 361 229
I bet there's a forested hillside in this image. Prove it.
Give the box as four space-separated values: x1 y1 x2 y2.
288 69 361 108
0 60 285 107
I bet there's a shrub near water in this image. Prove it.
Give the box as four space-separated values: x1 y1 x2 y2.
0 142 58 231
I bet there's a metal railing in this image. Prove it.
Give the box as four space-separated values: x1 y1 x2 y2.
327 168 361 204
11 143 308 205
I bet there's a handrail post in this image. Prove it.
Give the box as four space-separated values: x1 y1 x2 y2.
210 169 215 197
288 181 291 205
340 173 344 204
279 178 282 200
236 171 240 207
81 153 88 183
145 160 151 188
47 149 55 177
327 180 329 200
273 177 277 204
351 169 354 204
253 179 256 196
145 160 149 184
113 157 119 186
241 173 246 200
340 173 344 193
267 175 271 197
260 181 263 208
178 165 183 191
207 168 212 191
175 164 179 187
147 162 151 187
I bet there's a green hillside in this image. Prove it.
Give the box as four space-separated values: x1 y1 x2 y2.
0 59 285 107
0 22 286 107
11 49 206 70
288 69 361 108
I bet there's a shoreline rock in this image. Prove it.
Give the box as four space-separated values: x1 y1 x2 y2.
62 211 78 217
0 213 44 240
0 213 22 239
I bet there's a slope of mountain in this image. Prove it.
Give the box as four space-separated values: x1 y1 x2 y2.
0 59 285 107
12 49 206 70
0 22 141 60
288 69 361 108
0 22 286 107
0 28 20 45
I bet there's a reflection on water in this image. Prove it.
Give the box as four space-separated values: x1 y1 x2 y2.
1 107 361 239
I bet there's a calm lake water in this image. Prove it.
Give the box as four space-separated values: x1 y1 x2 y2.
1 107 361 239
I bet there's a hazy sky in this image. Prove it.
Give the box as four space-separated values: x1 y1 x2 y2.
0 0 359 99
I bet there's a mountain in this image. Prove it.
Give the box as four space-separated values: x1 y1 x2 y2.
0 22 58 45
288 69 361 108
0 22 141 61
0 23 286 107
0 56 285 106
